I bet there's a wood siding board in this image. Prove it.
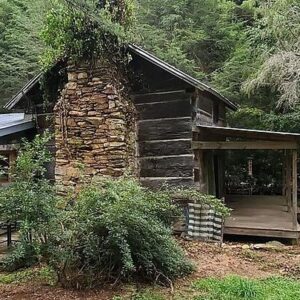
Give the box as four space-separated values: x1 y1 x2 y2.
139 139 191 156
140 177 194 189
140 155 194 177
292 150 298 229
132 90 189 104
136 99 192 120
138 117 191 141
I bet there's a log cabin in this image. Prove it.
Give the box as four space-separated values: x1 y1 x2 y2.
2 44 300 240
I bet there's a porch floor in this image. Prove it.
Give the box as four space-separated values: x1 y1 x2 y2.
224 195 300 239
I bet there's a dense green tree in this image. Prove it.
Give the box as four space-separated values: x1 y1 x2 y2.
0 0 50 106
220 1 300 131
243 0 300 112
41 0 136 67
0 0 299 133
136 0 242 79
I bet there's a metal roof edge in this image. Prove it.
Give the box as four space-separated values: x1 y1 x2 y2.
0 120 35 138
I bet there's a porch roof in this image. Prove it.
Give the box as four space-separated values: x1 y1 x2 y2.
194 125 300 142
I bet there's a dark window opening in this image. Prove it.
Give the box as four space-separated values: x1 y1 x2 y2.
213 102 219 124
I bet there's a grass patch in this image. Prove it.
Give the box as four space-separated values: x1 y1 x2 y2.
113 290 165 300
0 266 56 285
1 270 300 300
193 276 300 300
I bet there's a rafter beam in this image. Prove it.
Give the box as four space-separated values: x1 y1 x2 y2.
192 141 299 150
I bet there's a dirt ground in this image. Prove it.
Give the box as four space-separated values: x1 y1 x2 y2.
1 239 300 300
180 239 300 279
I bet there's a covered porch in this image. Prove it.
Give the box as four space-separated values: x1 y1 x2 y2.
192 125 300 239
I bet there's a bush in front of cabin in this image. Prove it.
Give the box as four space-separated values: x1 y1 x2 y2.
45 177 195 288
0 132 60 272
0 134 230 288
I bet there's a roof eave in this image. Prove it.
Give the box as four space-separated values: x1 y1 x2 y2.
4 73 42 110
0 121 35 138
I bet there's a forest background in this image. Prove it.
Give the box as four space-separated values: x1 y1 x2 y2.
0 0 299 131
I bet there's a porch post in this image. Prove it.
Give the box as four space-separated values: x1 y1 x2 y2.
285 150 292 209
199 150 208 194
292 150 298 230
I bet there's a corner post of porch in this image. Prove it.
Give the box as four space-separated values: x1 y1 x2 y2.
292 149 298 230
198 150 208 194
284 150 292 208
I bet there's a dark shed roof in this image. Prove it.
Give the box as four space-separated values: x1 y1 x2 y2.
4 44 237 110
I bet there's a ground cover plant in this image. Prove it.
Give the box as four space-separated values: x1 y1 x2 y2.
192 276 300 300
0 266 55 285
112 276 300 299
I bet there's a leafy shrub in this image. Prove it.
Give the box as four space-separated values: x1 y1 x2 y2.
0 266 56 285
0 132 60 271
41 0 136 67
0 241 38 272
46 178 195 288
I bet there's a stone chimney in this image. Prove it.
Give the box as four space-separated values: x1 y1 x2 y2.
54 59 136 194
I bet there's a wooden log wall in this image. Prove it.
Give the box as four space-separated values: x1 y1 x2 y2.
192 90 226 198
134 90 194 189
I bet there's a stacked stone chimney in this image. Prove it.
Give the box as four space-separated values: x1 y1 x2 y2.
54 60 136 194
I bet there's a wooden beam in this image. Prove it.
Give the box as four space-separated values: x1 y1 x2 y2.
286 151 292 210
207 152 216 196
224 227 300 239
0 144 19 151
192 141 298 150
198 150 208 193
292 150 298 230
193 125 300 142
